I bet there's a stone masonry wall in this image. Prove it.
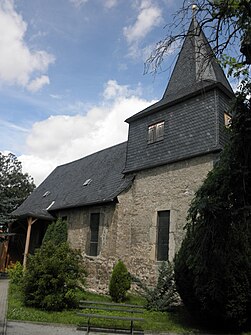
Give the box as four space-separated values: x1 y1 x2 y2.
114 153 216 288
67 153 216 293
67 203 118 292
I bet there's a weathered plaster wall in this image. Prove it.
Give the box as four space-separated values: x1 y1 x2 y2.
67 153 216 293
67 204 118 292
114 153 216 286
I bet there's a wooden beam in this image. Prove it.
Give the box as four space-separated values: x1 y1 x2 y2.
0 240 9 272
23 217 37 270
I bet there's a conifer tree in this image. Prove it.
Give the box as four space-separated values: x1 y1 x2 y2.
0 153 35 243
174 94 251 330
109 259 131 302
42 217 67 246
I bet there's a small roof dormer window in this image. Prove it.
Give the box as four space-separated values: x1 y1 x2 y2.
46 201 55 210
43 191 50 197
83 178 92 186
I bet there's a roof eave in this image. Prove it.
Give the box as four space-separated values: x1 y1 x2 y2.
125 82 234 123
49 198 118 212
11 211 55 221
123 148 222 174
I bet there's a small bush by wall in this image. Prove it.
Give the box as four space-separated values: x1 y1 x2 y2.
8 261 23 285
109 259 131 302
133 261 179 311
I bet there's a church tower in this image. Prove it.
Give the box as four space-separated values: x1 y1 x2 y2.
115 18 234 277
124 18 234 174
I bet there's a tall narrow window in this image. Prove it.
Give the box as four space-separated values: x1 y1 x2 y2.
148 121 164 144
157 211 170 261
89 213 100 256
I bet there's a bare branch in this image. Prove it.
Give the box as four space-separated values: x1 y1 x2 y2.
145 0 251 76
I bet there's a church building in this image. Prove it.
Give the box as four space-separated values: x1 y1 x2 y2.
11 19 234 291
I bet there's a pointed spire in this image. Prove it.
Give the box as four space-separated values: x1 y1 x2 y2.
163 18 233 101
125 17 233 123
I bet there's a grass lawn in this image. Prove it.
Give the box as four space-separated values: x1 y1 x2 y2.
7 283 200 333
8 283 251 334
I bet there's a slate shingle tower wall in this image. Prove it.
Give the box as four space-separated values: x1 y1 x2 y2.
124 18 234 174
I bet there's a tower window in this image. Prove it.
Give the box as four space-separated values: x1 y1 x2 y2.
224 113 232 128
156 210 170 261
148 121 164 144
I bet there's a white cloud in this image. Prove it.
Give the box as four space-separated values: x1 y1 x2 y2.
0 119 29 133
103 80 142 100
19 154 56 186
123 0 163 44
27 75 50 92
0 0 54 91
123 0 163 60
19 80 156 185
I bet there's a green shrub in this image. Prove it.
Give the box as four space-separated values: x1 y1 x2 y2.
22 241 86 311
42 218 67 245
109 259 131 302
8 261 23 285
133 262 179 311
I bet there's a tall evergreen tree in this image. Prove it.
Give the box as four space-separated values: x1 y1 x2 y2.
174 94 251 330
0 153 35 242
42 218 68 246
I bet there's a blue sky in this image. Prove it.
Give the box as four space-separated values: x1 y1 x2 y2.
0 0 235 185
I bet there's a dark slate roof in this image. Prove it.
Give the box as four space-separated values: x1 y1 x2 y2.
126 18 234 123
12 142 132 219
